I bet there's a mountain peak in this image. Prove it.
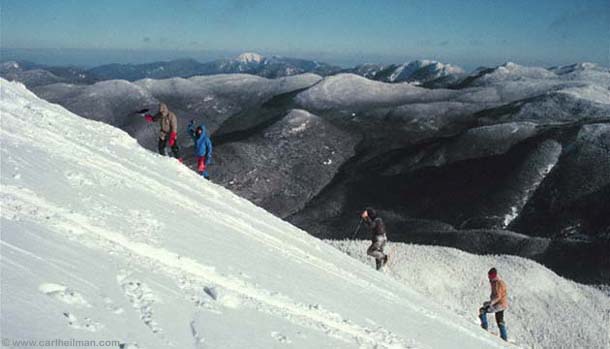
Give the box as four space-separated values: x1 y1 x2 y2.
235 52 266 64
0 61 21 71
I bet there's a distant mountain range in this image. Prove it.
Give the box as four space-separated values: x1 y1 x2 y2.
1 52 470 88
86 53 344 81
0 60 99 87
3 53 609 93
343 60 465 86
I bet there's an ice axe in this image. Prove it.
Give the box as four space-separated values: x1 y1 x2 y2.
132 108 150 115
351 219 363 239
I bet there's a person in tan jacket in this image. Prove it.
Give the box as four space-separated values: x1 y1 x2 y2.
145 103 182 160
479 267 508 341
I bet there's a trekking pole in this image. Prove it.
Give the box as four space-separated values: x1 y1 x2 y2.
132 108 150 115
351 219 363 239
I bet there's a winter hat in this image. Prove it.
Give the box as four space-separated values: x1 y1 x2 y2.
159 102 168 114
488 268 498 279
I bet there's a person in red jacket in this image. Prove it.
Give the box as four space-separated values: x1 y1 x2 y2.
144 103 181 160
479 267 508 341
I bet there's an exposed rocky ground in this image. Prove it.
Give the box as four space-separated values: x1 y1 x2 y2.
25 61 610 284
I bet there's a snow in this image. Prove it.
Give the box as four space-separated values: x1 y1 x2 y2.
388 60 465 83
236 52 266 64
294 68 601 115
328 240 610 349
502 206 519 227
295 73 459 111
418 122 540 168
1 78 511 348
473 62 557 84
500 141 561 228
549 62 607 75
284 109 315 135
2 61 21 70
136 73 321 99
557 84 610 105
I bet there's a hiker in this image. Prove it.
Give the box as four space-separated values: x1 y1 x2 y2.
144 102 182 160
479 267 508 341
187 120 213 179
361 207 388 270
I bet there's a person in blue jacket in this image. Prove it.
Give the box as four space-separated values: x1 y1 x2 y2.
187 120 213 179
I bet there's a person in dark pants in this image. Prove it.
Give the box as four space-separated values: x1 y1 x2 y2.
361 207 388 270
479 267 509 341
144 103 182 161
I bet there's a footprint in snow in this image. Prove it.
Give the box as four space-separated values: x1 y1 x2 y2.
62 312 102 332
190 319 206 347
65 171 94 187
271 331 292 344
102 296 124 314
125 209 163 245
117 274 162 335
203 286 240 309
39 283 90 307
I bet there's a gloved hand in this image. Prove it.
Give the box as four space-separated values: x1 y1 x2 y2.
144 114 153 122
168 132 177 146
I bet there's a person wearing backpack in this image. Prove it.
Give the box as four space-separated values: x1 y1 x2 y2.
144 102 182 160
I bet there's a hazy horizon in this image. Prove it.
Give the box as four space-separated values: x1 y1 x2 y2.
2 0 608 72
2 46 607 73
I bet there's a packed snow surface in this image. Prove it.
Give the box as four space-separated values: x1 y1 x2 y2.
328 240 610 349
0 78 511 348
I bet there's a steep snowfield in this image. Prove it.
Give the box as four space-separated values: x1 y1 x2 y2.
0 78 510 348
328 240 610 349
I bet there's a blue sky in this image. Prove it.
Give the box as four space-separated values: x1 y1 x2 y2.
1 0 608 69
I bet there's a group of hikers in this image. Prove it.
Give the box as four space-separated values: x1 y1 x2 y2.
360 207 509 342
145 102 509 342
143 102 213 179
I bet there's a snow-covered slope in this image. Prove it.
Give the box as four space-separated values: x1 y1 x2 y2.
86 53 341 81
329 240 610 349
0 78 510 348
295 73 459 111
381 60 464 84
467 62 557 85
